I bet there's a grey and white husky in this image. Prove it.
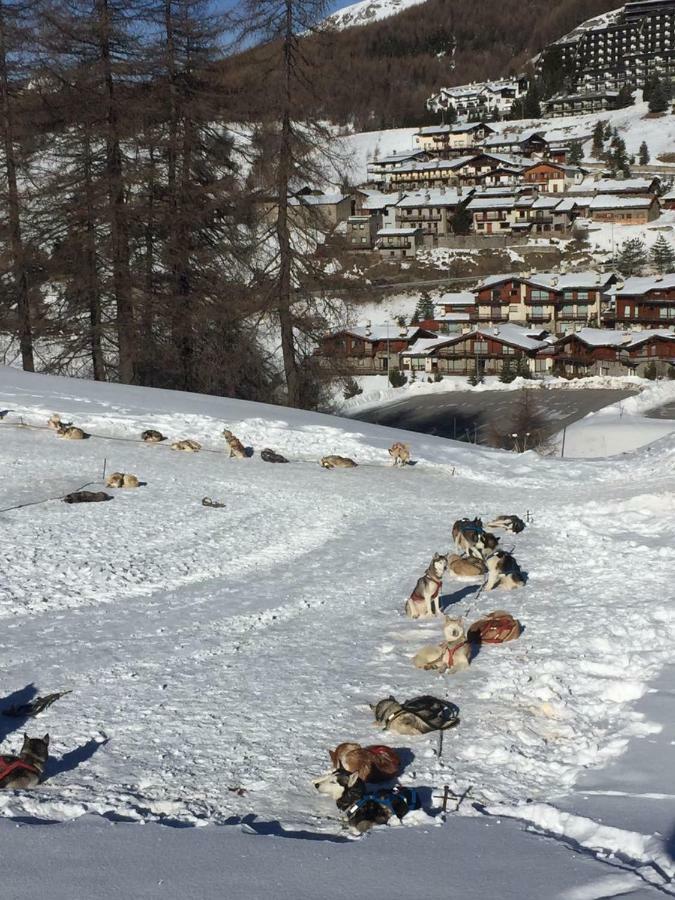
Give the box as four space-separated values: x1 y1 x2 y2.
0 734 49 790
405 553 447 619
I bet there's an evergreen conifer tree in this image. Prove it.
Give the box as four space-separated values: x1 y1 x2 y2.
649 79 669 113
568 140 584 165
651 234 675 273
639 141 650 165
591 121 605 159
617 238 648 276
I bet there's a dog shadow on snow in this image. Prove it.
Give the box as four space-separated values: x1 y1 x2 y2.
0 684 39 744
439 585 479 612
47 736 109 779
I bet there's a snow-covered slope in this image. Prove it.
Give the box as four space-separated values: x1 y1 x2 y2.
1 367 674 894
326 0 427 30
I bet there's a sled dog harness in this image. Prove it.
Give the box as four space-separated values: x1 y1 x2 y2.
411 574 442 605
346 787 419 819
0 756 39 783
443 640 470 669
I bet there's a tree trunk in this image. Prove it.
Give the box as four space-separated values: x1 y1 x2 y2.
0 1 34 372
97 0 135 383
276 0 300 407
82 127 105 381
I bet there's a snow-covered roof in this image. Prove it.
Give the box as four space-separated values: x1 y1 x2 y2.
397 189 466 208
572 177 659 196
435 291 476 307
531 196 564 210
417 124 453 136
482 130 543 147
377 227 419 236
289 193 349 207
478 271 615 291
554 197 580 213
433 312 472 322
370 150 426 165
403 323 550 355
560 327 675 349
342 324 427 342
589 195 656 210
388 156 475 174
608 275 675 296
466 197 516 210
359 189 406 210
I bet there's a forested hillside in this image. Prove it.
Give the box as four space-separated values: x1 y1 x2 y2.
224 0 622 130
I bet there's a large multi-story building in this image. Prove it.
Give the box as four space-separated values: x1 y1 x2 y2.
543 0 675 93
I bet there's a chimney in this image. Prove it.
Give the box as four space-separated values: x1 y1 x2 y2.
365 319 372 337
551 276 559 286
655 274 664 282
493 327 500 335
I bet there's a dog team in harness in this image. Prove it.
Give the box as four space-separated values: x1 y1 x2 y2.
313 510 528 832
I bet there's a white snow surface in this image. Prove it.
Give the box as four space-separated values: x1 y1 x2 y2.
326 0 427 30
1 366 675 893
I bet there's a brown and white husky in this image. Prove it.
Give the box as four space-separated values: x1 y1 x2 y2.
0 734 49 790
404 553 447 619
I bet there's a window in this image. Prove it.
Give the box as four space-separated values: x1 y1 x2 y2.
474 341 488 354
491 289 501 301
659 307 675 319
576 291 589 300
531 306 545 318
531 290 550 302
560 305 575 317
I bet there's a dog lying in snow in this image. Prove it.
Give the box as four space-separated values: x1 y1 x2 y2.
344 784 419 834
313 768 364 807
105 472 140 489
0 734 49 790
388 442 411 467
328 743 401 783
452 517 499 559
222 429 246 459
485 551 525 591
405 553 446 619
171 439 201 452
48 413 71 431
487 515 526 534
261 448 288 464
413 617 472 674
371 695 460 736
320 455 357 469
55 423 88 440
63 491 112 504
446 553 486 579
141 429 165 443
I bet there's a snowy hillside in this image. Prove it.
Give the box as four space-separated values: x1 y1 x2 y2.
1 367 675 897
326 0 428 30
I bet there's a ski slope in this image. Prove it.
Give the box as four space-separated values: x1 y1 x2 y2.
1 367 675 896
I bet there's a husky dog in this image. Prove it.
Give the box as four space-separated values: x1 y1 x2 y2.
222 429 247 459
0 734 49 790
312 768 364 808
487 515 526 534
413 616 471 673
388 442 411 467
485 551 526 591
320 455 357 469
56 423 88 440
405 553 446 619
48 413 71 431
63 491 112 504
141 429 165 443
171 439 201 452
452 518 499 559
106 472 140 489
328 743 400 784
447 553 486 579
345 785 419 834
261 448 288 464
371 695 460 736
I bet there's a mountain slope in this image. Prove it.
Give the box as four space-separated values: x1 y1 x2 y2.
326 0 428 30
225 0 626 130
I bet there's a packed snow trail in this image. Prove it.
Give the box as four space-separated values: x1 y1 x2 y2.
0 368 674 876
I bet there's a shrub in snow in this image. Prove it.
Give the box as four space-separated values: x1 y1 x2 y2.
388 367 407 388
342 377 363 400
643 362 657 381
433 372 443 383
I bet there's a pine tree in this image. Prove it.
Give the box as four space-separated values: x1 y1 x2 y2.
499 359 515 383
603 122 613 141
615 85 634 109
649 79 669 113
568 140 583 165
639 141 650 165
651 234 675 273
451 203 473 235
643 74 659 103
522 82 541 119
617 238 648 276
591 121 605 159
